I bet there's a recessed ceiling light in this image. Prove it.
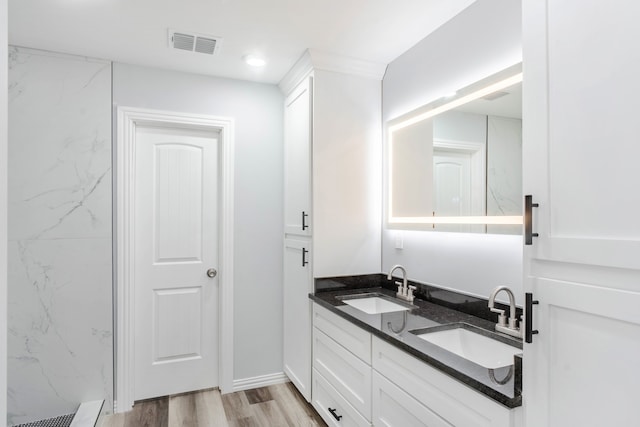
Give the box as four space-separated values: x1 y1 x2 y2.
244 55 266 67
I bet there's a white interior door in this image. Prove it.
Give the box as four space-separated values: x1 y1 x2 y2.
433 151 471 217
433 150 477 233
133 124 220 401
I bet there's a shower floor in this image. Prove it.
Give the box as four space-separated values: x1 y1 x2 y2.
14 414 74 427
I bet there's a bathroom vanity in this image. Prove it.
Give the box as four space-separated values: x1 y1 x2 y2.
309 275 523 427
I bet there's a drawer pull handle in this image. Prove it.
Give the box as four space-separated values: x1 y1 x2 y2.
525 292 539 343
328 407 342 421
524 195 539 245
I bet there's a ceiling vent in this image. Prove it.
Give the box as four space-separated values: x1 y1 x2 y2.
169 29 222 55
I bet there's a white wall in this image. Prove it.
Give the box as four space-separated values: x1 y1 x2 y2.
382 0 524 304
112 63 284 382
313 70 382 277
1 0 8 424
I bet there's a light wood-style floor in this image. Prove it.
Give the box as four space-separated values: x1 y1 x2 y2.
100 382 327 427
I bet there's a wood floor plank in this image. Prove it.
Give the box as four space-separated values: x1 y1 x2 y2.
169 393 198 427
100 382 325 427
227 416 261 427
194 389 229 427
244 387 273 405
124 398 169 427
221 390 254 422
251 400 289 427
274 382 327 427
99 412 125 427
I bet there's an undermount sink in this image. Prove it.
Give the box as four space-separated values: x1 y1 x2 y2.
339 294 412 315
411 324 521 369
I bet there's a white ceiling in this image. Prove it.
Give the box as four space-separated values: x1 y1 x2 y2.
8 0 476 84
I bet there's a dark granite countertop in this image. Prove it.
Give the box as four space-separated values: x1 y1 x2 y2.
310 275 523 408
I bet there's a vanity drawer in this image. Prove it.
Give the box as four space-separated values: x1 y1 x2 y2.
312 369 371 427
313 303 371 363
372 337 519 427
313 328 371 420
373 371 453 427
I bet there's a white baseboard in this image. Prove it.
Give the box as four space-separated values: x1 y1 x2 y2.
232 372 289 392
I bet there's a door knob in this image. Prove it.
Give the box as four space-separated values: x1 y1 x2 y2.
207 268 217 278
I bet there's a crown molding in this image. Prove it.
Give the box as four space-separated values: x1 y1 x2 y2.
278 51 314 96
279 49 387 95
308 49 387 80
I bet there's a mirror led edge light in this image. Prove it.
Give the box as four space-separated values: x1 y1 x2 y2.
389 73 523 133
389 216 524 225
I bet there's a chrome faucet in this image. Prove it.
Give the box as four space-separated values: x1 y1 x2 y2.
488 286 522 338
387 265 416 303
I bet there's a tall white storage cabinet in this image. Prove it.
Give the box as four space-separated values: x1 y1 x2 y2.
280 50 384 402
522 2 640 426
283 75 313 400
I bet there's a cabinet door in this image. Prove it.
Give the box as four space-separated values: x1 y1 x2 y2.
523 1 640 426
312 328 371 419
523 0 640 270
283 238 312 400
284 76 312 236
372 372 453 427
312 369 371 427
372 337 516 427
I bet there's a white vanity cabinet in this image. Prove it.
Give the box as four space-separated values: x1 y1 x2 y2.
312 304 372 425
313 368 371 427
372 337 521 427
311 303 522 427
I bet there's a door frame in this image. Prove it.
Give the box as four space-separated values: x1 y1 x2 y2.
115 106 235 412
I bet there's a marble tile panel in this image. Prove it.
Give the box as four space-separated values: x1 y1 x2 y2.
7 237 113 425
487 116 522 215
8 47 112 241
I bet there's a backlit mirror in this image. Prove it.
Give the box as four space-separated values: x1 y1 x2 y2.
387 64 523 233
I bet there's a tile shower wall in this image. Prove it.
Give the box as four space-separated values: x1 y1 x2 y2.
7 47 112 425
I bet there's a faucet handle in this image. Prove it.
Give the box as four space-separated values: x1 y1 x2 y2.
395 281 404 296
508 317 519 330
490 307 507 326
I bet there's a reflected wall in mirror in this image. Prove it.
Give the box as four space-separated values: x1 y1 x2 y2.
387 64 523 234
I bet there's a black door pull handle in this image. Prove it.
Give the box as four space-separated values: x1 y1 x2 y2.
328 407 342 421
